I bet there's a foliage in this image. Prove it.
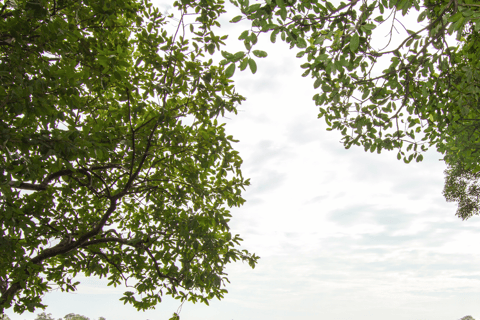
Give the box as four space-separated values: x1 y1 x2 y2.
0 0 258 315
444 161 480 220
3 0 478 314
34 312 58 320
226 0 480 216
0 314 11 320
228 0 480 165
436 21 480 170
34 312 100 320
169 313 180 320
64 313 90 320
230 0 480 165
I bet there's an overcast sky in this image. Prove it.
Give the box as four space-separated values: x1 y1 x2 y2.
6 2 480 320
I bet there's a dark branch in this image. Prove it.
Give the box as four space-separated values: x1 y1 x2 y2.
8 164 125 191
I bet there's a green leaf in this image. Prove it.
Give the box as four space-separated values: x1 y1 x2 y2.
207 44 215 55
296 51 306 58
238 30 249 40
280 7 287 20
326 2 336 11
230 16 242 23
350 33 359 52
239 58 249 71
361 88 370 100
417 10 427 22
318 54 328 60
270 30 279 43
296 37 307 49
247 4 262 13
169 313 180 320
225 63 236 78
362 24 376 31
12 164 24 173
221 51 233 59
249 33 258 45
248 58 257 74
233 51 246 61
252 50 268 58
449 12 463 23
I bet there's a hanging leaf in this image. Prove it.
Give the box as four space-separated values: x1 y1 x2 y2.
230 16 242 23
350 33 359 52
296 37 307 49
248 58 257 74
225 63 236 78
252 50 268 58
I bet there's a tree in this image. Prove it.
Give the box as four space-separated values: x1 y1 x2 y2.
34 312 97 320
444 161 480 219
226 0 480 215
64 313 89 320
0 0 258 315
34 313 103 320
34 312 57 320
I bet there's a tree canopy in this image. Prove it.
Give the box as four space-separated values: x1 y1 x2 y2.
443 161 480 219
0 0 258 315
34 312 96 320
225 0 480 217
2 0 480 317
229 0 479 164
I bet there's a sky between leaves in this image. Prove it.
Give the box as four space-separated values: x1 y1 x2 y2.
5 1 480 320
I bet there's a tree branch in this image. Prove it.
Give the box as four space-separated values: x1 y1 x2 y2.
8 164 124 191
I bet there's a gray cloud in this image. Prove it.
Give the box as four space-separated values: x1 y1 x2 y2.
246 169 287 195
370 208 413 231
286 117 320 146
247 140 294 172
355 232 422 247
